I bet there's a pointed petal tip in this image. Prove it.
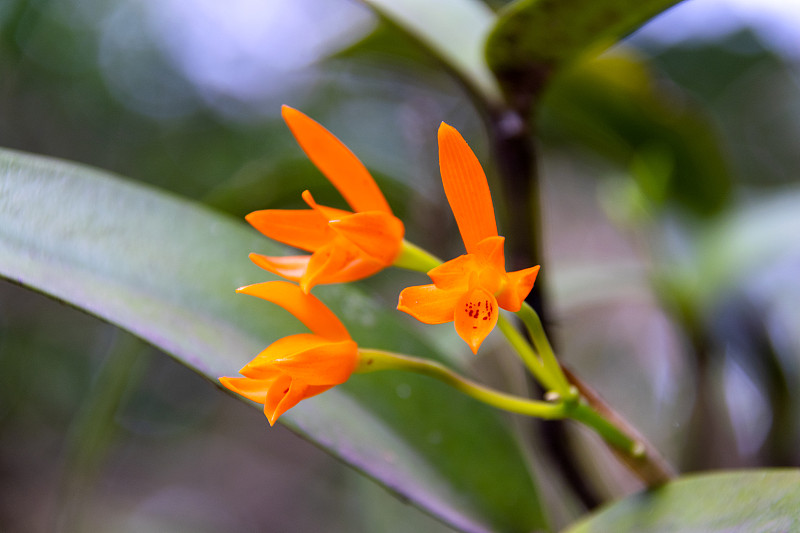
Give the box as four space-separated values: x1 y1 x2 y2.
266 408 279 426
301 189 315 207
438 123 461 143
235 281 257 294
281 104 299 120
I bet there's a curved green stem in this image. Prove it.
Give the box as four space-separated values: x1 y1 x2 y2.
393 240 443 273
570 403 643 457
517 302 574 399
355 348 674 485
497 313 557 392
357 349 567 419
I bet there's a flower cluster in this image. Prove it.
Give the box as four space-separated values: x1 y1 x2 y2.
219 108 539 424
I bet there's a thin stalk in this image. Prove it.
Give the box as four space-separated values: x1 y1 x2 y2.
393 240 443 273
563 366 676 486
357 349 567 419
497 313 558 393
517 302 575 399
356 347 673 486
570 403 642 457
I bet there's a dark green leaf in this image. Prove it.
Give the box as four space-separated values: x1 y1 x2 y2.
0 148 546 533
563 470 800 532
486 0 684 100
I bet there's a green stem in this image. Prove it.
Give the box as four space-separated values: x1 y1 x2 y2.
357 349 567 419
517 302 574 399
570 403 643 457
563 366 676 485
355 348 673 485
393 240 443 273
496 313 557 392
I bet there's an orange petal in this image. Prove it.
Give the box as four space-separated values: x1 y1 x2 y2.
496 265 540 312
301 190 352 222
454 287 498 354
264 375 333 426
249 253 309 282
300 241 384 292
438 122 497 254
329 211 404 265
269 339 357 385
474 236 506 272
241 334 332 376
427 254 475 290
246 209 330 252
236 281 350 341
219 375 277 404
397 284 462 324
282 105 392 214
264 374 298 425
242 334 357 386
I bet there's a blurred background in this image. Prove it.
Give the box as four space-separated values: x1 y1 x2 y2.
1 0 800 531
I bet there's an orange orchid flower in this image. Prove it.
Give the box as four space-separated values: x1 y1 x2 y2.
247 106 404 293
398 123 540 354
219 281 358 426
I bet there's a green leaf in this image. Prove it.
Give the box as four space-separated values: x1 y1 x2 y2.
0 148 546 533
563 470 800 532
359 0 503 104
486 0 683 99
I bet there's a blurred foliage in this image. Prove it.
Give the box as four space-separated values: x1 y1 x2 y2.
541 51 732 217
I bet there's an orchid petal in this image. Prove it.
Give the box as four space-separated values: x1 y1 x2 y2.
454 287 498 354
264 374 300 426
242 334 357 385
397 284 462 324
301 190 352 222
427 255 475 290
438 122 497 254
246 209 330 252
248 253 309 282
236 281 350 341
219 375 276 404
301 241 353 293
268 340 357 385
265 376 333 426
300 240 386 292
329 211 404 265
282 105 392 214
474 236 506 271
496 265 540 312
240 334 331 376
